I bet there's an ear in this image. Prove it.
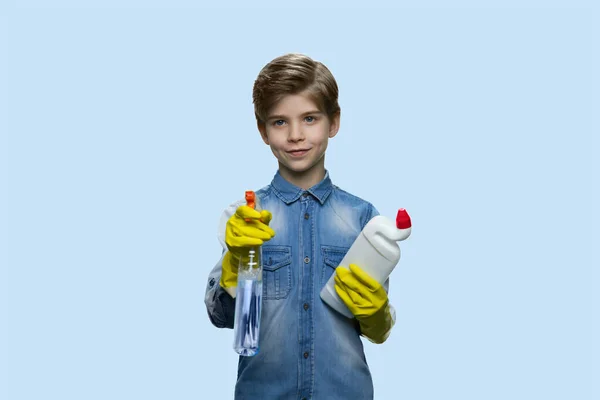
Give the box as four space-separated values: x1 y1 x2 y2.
328 111 341 138
257 120 269 145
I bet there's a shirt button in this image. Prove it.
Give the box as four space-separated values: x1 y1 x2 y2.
304 256 310 264
303 303 309 310
302 192 309 197
303 351 309 359
304 213 309 219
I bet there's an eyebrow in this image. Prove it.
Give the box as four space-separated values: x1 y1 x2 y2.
267 110 323 121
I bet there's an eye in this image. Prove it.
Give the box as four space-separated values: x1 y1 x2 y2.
273 120 286 126
305 116 316 123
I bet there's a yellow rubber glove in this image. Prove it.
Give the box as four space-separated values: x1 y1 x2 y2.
220 205 275 293
334 263 394 344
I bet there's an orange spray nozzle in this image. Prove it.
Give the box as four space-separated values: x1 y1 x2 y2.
244 191 255 222
245 191 256 209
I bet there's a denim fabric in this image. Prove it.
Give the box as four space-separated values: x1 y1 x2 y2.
205 170 394 400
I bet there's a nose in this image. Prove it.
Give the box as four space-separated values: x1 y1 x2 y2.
287 122 304 142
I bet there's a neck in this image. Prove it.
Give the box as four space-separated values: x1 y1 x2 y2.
278 161 326 190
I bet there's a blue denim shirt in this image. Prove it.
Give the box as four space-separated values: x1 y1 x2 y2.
204 170 395 400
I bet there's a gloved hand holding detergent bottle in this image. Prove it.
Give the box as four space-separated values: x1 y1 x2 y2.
320 208 412 344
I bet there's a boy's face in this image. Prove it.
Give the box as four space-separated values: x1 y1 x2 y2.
258 91 340 184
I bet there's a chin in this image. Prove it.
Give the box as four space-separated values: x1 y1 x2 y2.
289 163 318 174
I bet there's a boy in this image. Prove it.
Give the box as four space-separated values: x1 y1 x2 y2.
204 53 396 400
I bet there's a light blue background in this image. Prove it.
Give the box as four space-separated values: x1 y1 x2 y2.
2 1 598 399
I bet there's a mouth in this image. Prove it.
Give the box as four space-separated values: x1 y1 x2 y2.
287 149 310 157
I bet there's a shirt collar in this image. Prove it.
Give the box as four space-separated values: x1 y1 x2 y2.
271 169 333 205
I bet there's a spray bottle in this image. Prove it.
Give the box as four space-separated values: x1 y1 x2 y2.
232 191 263 356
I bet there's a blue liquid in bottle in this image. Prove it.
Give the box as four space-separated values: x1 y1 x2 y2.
233 247 263 356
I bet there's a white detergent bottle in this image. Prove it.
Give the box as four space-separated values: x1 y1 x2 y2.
320 208 412 319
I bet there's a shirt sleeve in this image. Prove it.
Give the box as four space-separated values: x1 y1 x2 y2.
360 201 379 231
204 200 244 329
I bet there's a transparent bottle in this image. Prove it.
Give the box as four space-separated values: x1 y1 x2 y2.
232 191 263 356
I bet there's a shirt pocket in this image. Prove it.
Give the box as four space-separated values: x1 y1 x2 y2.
262 245 292 300
321 245 350 287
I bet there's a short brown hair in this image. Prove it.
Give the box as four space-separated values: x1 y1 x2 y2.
252 53 341 124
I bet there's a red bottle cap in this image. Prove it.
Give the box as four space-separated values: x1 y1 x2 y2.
396 208 411 229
